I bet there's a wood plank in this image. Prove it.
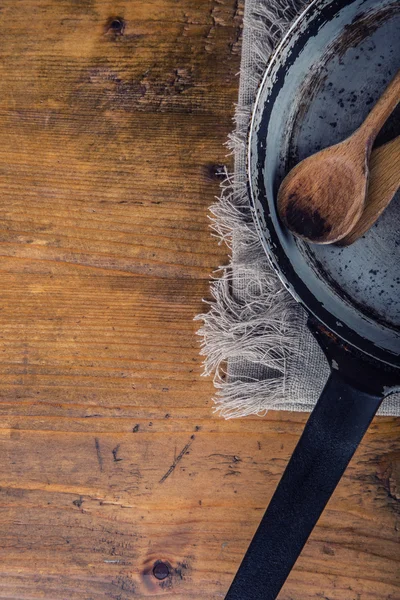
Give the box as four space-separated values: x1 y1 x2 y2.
0 111 230 279
0 0 240 279
0 416 399 599
0 1 398 599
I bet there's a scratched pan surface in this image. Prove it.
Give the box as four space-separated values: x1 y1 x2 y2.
249 0 400 366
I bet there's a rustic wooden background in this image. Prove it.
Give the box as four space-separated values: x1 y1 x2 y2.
0 1 398 598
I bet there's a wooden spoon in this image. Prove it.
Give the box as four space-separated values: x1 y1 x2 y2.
339 135 400 246
277 70 400 244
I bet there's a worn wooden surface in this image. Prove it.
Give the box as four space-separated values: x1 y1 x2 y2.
0 1 398 599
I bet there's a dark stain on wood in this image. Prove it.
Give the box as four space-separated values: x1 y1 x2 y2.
112 444 123 462
94 437 103 472
376 451 400 502
204 163 226 180
159 436 195 484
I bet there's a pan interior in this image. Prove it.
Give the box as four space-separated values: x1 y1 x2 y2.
249 0 400 362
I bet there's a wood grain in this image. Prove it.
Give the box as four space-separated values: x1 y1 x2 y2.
341 135 400 245
0 1 398 599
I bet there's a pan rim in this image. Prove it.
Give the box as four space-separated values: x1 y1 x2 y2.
247 0 400 368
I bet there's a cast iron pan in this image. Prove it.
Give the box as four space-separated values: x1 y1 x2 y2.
226 0 400 598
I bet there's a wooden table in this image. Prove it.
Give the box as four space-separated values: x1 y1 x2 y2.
0 1 398 598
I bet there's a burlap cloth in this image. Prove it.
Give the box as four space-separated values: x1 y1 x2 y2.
196 0 400 417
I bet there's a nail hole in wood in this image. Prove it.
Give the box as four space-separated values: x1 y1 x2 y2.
106 17 126 35
153 561 169 580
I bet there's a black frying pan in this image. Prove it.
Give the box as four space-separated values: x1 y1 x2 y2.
226 0 400 598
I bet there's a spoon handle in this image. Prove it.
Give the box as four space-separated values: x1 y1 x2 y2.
340 135 400 245
355 70 400 149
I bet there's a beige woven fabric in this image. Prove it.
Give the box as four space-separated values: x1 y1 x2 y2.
196 0 400 417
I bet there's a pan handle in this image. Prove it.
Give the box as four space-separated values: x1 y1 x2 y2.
225 360 384 599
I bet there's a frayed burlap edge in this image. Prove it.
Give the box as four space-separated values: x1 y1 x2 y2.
195 0 311 418
195 0 400 418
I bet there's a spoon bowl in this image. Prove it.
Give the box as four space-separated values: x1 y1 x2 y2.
279 151 364 242
278 70 400 244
